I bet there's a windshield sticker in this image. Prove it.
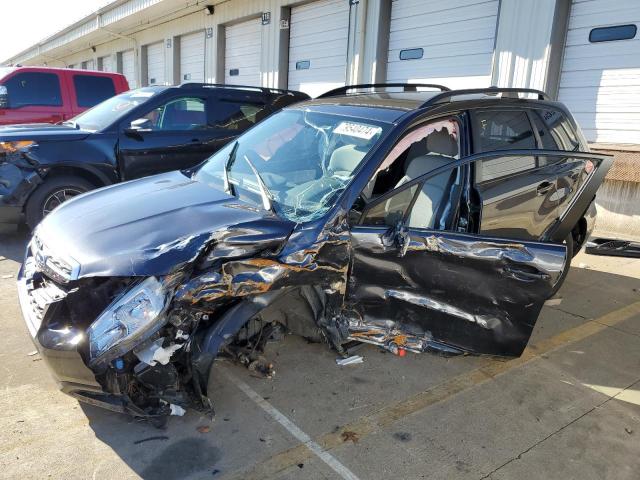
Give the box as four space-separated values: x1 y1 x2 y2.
333 122 382 140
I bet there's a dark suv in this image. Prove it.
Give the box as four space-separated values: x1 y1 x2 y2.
0 83 308 228
17 84 611 420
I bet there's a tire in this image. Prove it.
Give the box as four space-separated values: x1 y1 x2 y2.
25 175 94 230
549 234 574 297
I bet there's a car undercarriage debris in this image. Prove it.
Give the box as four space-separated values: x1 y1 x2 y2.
585 237 640 258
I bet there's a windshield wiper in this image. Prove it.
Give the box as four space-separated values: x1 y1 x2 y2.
61 120 80 129
223 141 238 196
242 154 275 214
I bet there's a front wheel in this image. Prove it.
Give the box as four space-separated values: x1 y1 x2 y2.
25 175 94 229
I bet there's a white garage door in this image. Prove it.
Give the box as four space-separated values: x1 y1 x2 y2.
180 30 205 83
386 0 499 89
99 55 114 73
146 41 165 85
81 59 95 70
558 0 640 144
225 18 262 85
288 0 350 97
121 50 136 89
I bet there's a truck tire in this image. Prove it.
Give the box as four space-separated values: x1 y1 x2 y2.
25 175 94 230
550 234 574 297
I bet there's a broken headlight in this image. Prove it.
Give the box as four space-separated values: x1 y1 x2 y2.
88 276 169 367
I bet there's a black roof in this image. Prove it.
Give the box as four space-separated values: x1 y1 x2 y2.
292 84 557 123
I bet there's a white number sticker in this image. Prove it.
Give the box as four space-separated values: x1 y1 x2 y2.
333 122 382 140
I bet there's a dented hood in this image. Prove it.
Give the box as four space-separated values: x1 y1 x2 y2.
35 170 294 278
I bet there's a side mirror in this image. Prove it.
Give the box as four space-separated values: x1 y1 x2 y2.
0 86 9 109
124 117 152 137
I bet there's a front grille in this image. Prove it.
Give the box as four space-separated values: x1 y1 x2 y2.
19 256 69 335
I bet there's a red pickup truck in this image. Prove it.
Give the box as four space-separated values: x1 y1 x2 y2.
0 66 129 125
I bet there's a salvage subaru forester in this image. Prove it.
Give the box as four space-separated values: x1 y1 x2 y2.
18 84 612 420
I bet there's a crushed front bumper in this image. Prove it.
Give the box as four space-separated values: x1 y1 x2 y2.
0 161 41 224
17 258 103 394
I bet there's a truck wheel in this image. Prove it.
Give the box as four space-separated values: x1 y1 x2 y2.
550 234 574 297
25 175 94 229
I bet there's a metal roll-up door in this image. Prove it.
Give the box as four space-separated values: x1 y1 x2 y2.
287 0 350 97
81 59 95 70
99 56 113 72
122 50 137 88
225 18 262 85
386 0 499 88
180 30 205 83
558 0 640 143
146 41 165 85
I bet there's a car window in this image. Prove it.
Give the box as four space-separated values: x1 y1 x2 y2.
73 75 116 108
210 98 268 130
474 110 536 152
141 97 208 130
2 72 62 108
361 184 419 227
360 162 461 231
535 109 581 151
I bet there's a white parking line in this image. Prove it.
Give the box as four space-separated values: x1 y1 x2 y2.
223 368 361 480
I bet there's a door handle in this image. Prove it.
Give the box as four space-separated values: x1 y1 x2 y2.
503 265 550 282
536 181 554 195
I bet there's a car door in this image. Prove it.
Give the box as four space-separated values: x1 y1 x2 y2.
471 108 562 241
0 70 71 124
118 95 224 180
345 156 567 358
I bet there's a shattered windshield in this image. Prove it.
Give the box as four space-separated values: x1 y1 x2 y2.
195 109 389 222
69 87 162 131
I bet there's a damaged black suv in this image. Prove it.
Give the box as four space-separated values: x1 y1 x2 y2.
18 84 612 420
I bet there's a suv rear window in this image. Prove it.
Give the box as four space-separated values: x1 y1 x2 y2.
3 72 62 108
534 109 581 151
474 110 536 152
73 75 116 108
210 98 268 130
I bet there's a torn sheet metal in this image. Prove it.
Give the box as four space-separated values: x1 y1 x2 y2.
585 238 640 258
336 355 364 366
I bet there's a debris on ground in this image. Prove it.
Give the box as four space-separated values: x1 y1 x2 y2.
248 357 275 378
341 431 359 443
625 427 633 435
133 436 169 445
169 404 186 416
27 350 38 356
197 425 211 433
545 298 563 306
336 355 364 366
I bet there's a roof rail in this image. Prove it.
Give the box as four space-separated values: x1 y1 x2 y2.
178 82 296 95
317 83 450 98
421 86 550 108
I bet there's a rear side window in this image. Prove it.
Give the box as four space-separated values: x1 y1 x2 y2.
73 75 116 108
3 72 62 108
534 109 581 151
210 98 268 130
474 110 536 152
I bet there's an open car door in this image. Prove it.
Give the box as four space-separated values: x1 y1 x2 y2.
344 149 610 357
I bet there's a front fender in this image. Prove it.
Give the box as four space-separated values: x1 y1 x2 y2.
0 162 42 208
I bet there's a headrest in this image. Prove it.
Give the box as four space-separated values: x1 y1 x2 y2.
426 129 458 157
